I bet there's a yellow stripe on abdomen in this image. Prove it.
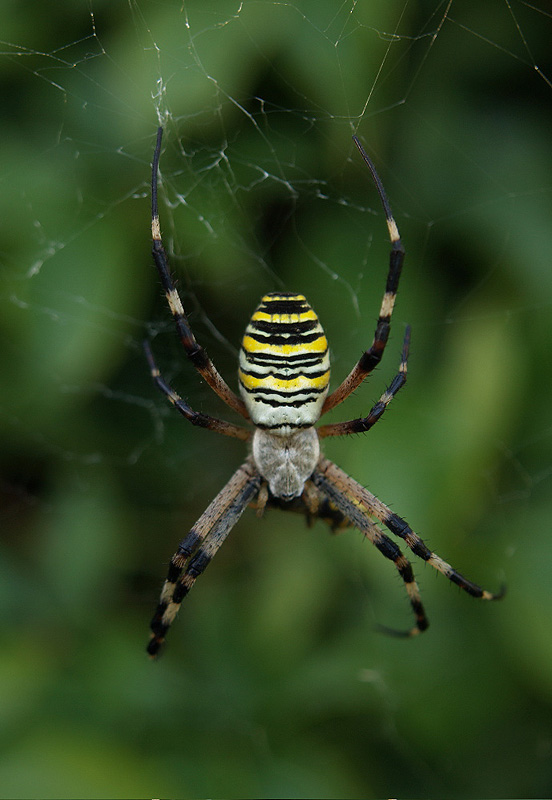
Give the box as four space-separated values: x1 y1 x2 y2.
238 293 330 433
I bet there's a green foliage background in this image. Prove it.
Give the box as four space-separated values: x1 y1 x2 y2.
1 1 551 797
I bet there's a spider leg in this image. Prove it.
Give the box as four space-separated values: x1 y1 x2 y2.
148 459 261 657
322 137 405 416
144 340 250 441
151 127 249 420
313 457 505 601
310 460 428 635
318 326 409 438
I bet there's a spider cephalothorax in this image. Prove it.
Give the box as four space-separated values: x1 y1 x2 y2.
145 128 503 657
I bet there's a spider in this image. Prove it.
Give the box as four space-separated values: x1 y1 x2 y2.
145 127 503 657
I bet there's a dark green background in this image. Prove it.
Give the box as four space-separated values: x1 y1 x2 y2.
1 1 551 797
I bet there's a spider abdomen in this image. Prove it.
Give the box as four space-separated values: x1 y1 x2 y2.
239 293 330 434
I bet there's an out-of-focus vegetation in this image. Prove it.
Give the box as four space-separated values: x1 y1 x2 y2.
1 1 551 797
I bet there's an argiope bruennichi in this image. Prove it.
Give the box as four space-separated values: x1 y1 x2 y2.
145 128 503 657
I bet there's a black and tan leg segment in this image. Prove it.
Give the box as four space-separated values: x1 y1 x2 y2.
151 127 249 420
384 512 505 599
147 460 261 657
322 136 405 416
144 340 251 441
314 457 504 603
311 460 428 635
318 326 410 438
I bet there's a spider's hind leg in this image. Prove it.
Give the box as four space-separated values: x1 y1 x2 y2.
150 127 249 420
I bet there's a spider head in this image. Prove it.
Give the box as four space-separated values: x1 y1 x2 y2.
252 428 320 499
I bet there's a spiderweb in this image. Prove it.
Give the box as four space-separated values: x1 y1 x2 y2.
1 1 551 797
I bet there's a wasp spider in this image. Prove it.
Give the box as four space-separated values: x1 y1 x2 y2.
145 128 503 657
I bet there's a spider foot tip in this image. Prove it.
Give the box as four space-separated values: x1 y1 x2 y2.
488 582 507 601
146 636 164 659
374 622 426 639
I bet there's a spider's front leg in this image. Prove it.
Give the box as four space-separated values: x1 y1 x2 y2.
313 457 504 613
148 460 261 657
311 459 429 636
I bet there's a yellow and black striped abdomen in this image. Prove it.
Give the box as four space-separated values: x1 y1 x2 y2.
238 293 330 434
